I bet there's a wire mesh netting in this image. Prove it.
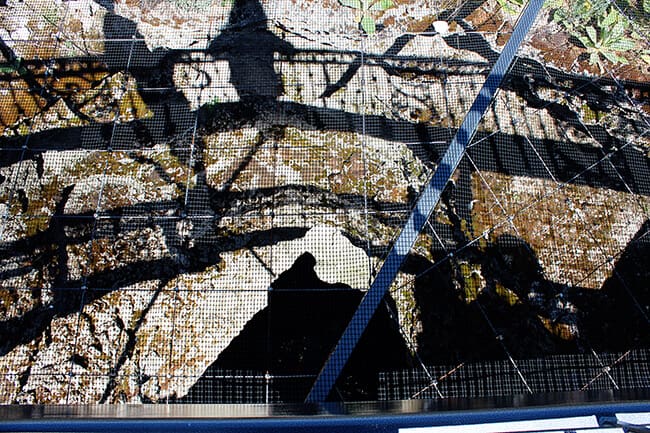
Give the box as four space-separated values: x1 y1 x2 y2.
0 0 649 404
379 349 650 400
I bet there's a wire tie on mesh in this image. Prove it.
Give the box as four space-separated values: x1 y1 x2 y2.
580 350 630 391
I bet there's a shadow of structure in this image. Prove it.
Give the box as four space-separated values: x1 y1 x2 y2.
177 217 650 402
0 0 649 403
207 0 294 102
378 220 650 399
178 252 413 403
403 234 574 369
412 218 650 366
577 219 650 351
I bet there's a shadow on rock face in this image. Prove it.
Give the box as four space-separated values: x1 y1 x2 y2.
207 0 295 102
178 252 413 403
576 219 650 351
412 220 650 368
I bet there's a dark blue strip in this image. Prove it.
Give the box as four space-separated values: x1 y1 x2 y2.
305 0 547 403
2 398 650 432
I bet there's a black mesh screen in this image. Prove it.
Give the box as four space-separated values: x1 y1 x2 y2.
0 0 649 404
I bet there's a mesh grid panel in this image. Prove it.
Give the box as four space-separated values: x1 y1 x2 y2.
379 349 650 400
1 0 649 404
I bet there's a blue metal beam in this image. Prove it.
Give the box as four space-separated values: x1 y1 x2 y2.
305 0 547 403
2 393 650 432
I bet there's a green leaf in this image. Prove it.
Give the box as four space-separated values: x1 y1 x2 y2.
589 52 600 65
586 26 599 45
610 20 627 39
640 53 650 64
339 0 362 9
360 14 376 34
644 0 650 14
0 57 23 75
592 0 610 15
608 38 635 51
505 4 518 14
601 8 617 28
577 34 594 48
369 0 393 11
496 0 519 15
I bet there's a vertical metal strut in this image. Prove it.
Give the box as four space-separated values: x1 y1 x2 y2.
305 0 546 403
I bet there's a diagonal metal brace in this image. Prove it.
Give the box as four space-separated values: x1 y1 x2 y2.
305 0 546 403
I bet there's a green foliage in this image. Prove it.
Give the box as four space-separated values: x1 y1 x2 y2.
338 0 394 34
496 0 524 15
0 57 27 76
551 0 645 71
641 52 650 65
0 64 15 74
551 0 608 30
169 0 214 12
206 96 221 106
578 7 635 69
